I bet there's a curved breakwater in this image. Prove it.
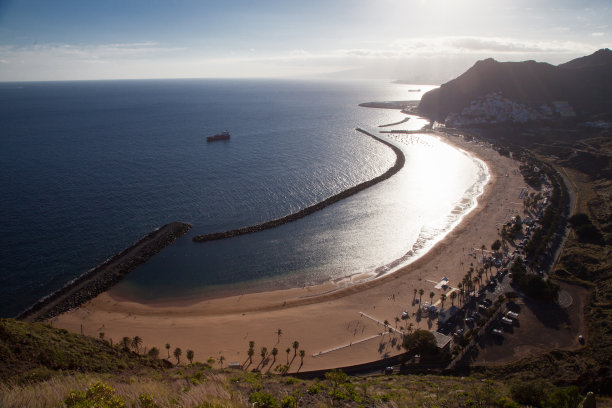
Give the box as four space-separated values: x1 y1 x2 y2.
192 128 404 242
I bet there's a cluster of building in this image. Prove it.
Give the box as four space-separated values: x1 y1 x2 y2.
445 92 576 127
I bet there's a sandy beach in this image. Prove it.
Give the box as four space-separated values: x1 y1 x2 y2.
51 131 531 373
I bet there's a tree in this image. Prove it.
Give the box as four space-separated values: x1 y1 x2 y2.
260 346 268 361
402 330 438 355
326 369 348 402
285 347 291 364
173 347 182 365
147 347 160 359
276 329 282 343
98 332 105 340
450 291 457 306
429 291 435 304
395 316 400 328
383 319 389 330
247 347 254 364
131 336 142 354
292 341 299 357
440 293 447 309
121 337 131 350
218 355 225 368
299 350 305 366
165 343 171 359
491 239 502 252
186 349 194 364
418 289 424 303
413 288 417 300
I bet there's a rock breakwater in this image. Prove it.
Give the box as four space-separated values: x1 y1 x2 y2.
17 222 192 322
193 129 404 242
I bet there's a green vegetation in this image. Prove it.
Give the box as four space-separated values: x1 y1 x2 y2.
0 319 163 383
510 258 560 302
402 329 438 355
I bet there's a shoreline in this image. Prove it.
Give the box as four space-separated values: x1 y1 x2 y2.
108 131 492 314
51 130 532 373
192 128 405 242
17 222 192 322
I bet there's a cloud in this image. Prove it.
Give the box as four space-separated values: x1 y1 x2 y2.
591 32 605 36
0 36 606 81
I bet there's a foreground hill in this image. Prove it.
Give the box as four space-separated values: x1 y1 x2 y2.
418 48 612 122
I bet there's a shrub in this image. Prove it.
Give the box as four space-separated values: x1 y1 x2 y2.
64 381 126 408
249 391 280 408
510 379 550 407
281 395 298 408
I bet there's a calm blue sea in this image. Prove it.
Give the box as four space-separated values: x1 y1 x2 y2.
0 79 485 317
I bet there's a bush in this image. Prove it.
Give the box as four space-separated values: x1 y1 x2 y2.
281 395 298 408
65 382 126 408
249 391 279 408
510 380 550 407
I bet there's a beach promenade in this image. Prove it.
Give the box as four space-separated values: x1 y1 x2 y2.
50 131 531 373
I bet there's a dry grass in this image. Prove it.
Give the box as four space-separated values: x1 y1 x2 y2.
0 371 246 408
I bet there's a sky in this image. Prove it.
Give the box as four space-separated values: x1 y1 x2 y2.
0 0 610 82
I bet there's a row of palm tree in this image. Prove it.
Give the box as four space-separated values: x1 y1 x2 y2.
247 337 305 370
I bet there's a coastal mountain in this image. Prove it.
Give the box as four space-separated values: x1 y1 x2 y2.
418 48 612 122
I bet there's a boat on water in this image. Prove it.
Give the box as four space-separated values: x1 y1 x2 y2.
206 130 230 142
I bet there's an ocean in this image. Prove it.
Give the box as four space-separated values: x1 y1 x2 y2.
0 79 486 317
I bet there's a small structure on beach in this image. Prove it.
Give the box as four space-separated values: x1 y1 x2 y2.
432 331 452 353
435 278 450 290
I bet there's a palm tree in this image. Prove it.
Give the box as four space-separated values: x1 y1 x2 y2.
450 291 457 306
147 347 160 359
173 347 182 365
271 347 278 365
98 332 105 340
260 347 268 367
121 337 131 350
440 293 447 309
413 288 417 300
247 347 254 364
186 349 194 364
132 336 142 354
285 347 291 364
276 329 282 343
383 319 389 330
165 343 171 359
218 355 225 368
249 340 255 350
473 276 480 291
418 289 424 304
292 341 299 357
408 323 414 333
299 350 305 366
429 291 435 304
395 316 400 328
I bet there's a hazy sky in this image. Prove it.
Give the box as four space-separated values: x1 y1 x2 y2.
0 0 610 82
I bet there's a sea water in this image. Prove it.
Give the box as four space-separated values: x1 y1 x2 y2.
0 79 484 316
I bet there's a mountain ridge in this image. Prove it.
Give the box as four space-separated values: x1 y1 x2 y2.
418 49 612 122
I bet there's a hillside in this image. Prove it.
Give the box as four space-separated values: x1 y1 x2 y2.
418 49 612 122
